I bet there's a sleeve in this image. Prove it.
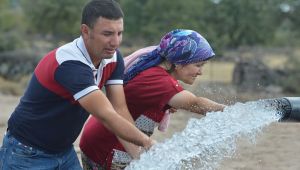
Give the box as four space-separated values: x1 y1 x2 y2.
157 77 184 110
54 60 99 100
125 72 184 113
106 50 125 85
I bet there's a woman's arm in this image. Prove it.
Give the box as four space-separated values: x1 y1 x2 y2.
168 90 225 115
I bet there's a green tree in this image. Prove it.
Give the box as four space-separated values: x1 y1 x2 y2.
141 0 202 40
0 0 27 51
120 0 149 45
199 0 283 49
121 0 287 50
285 0 300 38
21 0 87 42
122 0 204 44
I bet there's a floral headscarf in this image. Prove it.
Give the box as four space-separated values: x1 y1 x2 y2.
124 29 215 83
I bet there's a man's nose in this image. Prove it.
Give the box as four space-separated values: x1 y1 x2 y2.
110 34 121 47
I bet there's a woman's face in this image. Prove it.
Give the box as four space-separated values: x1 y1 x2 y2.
173 61 207 85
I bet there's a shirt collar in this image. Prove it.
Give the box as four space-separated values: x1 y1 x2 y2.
76 36 95 70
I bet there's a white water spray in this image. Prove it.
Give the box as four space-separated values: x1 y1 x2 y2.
126 100 282 170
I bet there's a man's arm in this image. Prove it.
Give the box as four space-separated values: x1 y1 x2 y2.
168 90 225 115
106 84 144 159
78 89 154 149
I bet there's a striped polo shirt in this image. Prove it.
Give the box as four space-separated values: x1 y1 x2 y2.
8 36 124 153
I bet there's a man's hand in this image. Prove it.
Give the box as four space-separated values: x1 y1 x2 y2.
143 138 157 151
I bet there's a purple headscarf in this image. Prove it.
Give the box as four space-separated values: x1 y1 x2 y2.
124 29 215 83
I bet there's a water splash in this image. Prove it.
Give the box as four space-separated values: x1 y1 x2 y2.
126 100 282 170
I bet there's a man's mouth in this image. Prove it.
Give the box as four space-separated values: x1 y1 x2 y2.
105 48 115 55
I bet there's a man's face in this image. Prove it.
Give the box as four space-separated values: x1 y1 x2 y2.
83 17 123 61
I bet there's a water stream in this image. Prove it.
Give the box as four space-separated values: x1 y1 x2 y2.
126 100 282 170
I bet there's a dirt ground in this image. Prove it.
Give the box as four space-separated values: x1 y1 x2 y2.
1 93 300 170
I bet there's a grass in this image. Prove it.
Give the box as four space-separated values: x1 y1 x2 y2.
0 76 29 95
262 54 287 69
200 61 235 83
0 59 287 96
0 47 298 97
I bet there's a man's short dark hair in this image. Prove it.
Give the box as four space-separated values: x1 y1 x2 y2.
81 0 124 28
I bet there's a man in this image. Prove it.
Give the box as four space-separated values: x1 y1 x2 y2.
0 0 154 169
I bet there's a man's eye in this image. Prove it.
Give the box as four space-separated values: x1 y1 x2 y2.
102 32 113 36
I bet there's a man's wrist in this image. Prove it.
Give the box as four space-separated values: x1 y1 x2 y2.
142 136 152 149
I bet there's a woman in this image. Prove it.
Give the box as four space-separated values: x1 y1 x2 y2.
80 29 225 170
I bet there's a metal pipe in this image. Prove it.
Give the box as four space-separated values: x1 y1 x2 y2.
262 97 300 121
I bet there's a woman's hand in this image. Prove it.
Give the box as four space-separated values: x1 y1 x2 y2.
169 107 178 113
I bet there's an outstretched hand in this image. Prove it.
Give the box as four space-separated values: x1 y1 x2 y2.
169 107 177 113
143 138 157 151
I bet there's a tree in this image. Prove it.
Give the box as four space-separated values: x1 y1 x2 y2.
201 0 284 48
121 0 289 50
285 0 300 38
120 0 150 45
0 0 27 51
21 0 86 42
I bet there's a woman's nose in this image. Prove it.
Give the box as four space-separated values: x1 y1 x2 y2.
197 69 203 75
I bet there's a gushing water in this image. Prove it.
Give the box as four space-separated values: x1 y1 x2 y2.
126 100 282 170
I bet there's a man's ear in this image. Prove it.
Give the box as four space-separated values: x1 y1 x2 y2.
81 24 90 39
